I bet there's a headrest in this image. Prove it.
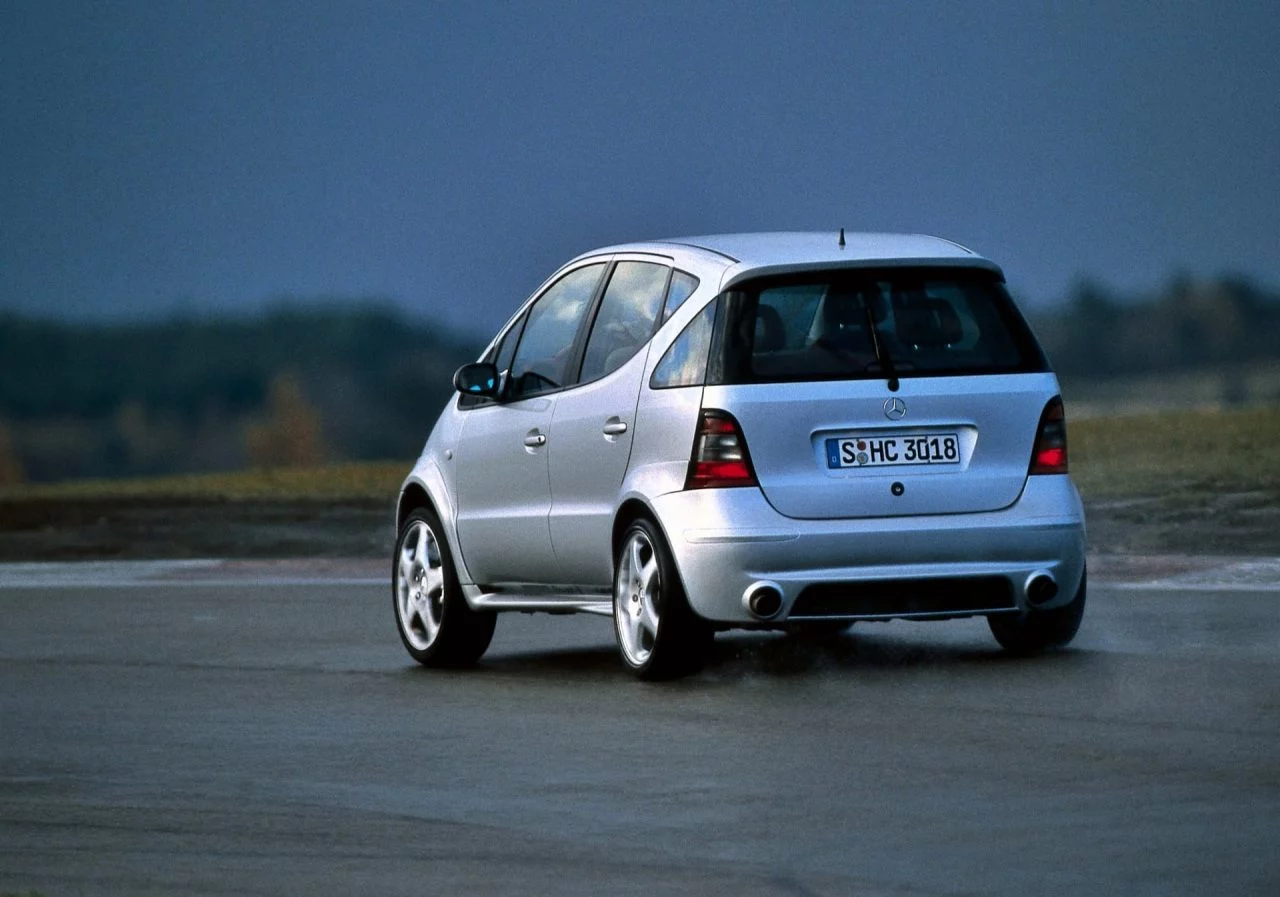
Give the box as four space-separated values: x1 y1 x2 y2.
894 298 963 347
754 303 786 352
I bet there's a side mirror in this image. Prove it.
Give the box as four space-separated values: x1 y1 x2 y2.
453 361 500 398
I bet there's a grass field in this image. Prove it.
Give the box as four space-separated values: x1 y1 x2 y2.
3 406 1275 503
1068 405 1280 555
1 406 1276 558
1070 405 1280 499
0 460 409 502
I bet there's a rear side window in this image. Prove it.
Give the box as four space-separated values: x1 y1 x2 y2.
710 268 1048 384
651 301 717 388
661 270 700 321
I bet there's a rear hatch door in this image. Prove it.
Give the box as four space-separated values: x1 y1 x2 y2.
704 374 1058 520
701 265 1057 520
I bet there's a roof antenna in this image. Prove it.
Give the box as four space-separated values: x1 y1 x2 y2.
838 227 846 248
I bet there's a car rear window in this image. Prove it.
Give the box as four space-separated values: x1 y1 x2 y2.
707 268 1048 385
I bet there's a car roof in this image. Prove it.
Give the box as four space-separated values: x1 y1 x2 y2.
577 231 1004 288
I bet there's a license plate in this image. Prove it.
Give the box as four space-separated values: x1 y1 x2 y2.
825 433 960 469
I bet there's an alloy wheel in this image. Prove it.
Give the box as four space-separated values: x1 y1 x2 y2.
615 529 662 666
396 519 445 651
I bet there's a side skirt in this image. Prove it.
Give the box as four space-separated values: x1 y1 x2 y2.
462 584 613 617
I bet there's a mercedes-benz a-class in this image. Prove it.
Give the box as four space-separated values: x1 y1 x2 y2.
392 232 1086 679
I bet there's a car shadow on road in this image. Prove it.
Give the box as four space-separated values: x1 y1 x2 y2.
705 629 1092 679
409 645 632 681
413 629 1094 683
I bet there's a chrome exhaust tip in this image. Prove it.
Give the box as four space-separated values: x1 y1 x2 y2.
744 582 784 619
1025 572 1059 607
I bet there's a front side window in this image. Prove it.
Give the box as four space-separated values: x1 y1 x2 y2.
492 312 523 376
710 268 1048 385
578 261 669 383
507 263 605 400
458 312 526 408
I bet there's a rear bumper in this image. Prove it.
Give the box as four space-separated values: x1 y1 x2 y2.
650 475 1085 625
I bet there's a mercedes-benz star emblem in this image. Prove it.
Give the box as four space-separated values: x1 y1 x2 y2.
883 397 907 420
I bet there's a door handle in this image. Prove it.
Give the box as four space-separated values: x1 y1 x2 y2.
523 431 546 447
602 418 629 436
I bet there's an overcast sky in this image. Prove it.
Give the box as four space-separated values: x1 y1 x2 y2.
3 1 1278 336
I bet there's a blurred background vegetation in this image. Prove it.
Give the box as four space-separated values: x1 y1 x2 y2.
0 303 481 485
1032 274 1280 416
0 275 1277 486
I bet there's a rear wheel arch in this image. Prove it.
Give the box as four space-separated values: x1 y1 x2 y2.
612 499 690 589
612 515 713 679
612 498 658 563
612 498 705 624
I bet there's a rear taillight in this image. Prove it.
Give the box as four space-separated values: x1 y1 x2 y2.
686 410 757 489
1029 397 1068 475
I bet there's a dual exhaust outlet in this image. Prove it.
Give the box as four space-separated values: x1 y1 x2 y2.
743 572 1059 620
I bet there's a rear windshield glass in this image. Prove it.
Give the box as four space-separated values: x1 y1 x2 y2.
708 268 1048 385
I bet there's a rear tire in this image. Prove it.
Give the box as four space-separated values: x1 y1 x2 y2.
393 507 496 667
988 568 1086 654
613 518 712 680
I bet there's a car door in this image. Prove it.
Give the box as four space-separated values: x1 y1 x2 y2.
453 261 606 585
547 259 674 585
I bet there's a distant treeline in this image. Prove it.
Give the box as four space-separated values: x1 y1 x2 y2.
0 305 483 483
1028 275 1280 379
1 276 1278 484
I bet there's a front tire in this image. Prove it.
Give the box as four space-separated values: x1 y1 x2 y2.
988 568 1087 654
393 507 496 667
613 519 712 680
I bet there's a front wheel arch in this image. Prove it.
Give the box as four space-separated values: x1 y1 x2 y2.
397 481 435 532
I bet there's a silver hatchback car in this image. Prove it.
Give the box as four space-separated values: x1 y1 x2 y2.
393 232 1086 679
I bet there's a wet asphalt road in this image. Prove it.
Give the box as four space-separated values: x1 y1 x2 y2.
1 569 1277 895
